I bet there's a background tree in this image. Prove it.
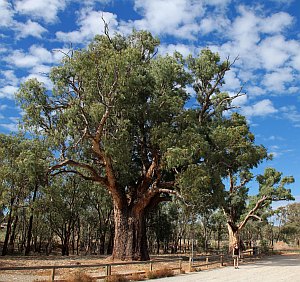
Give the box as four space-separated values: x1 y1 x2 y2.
38 175 90 256
279 203 300 246
0 134 49 255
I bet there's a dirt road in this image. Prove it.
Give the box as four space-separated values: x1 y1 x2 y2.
147 254 300 282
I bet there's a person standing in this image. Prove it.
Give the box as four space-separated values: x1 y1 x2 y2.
232 242 240 269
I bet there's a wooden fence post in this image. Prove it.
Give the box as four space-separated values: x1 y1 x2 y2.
149 261 153 272
220 255 223 266
206 256 209 269
179 258 182 273
189 256 193 272
51 267 56 281
105 265 111 276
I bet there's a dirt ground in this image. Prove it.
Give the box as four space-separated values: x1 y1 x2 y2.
0 253 297 282
0 255 190 282
147 253 300 282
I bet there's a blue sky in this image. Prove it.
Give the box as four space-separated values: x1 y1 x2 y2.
0 0 300 203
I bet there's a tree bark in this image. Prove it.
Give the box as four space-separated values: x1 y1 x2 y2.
25 183 39 255
8 214 18 254
112 206 149 261
2 211 13 256
227 223 239 252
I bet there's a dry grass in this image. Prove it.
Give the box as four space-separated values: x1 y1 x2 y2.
146 268 174 279
64 271 96 282
130 272 145 281
105 274 129 282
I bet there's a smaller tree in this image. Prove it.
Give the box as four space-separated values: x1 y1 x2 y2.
225 167 294 250
280 203 300 246
0 134 49 256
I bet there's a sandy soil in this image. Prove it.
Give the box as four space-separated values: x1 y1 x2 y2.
147 254 300 282
0 254 299 281
0 255 188 282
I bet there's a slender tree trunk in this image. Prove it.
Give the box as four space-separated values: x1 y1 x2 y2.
156 237 160 255
8 215 19 254
112 206 149 260
61 235 70 256
25 184 38 255
2 211 13 256
99 233 106 255
24 214 34 255
107 226 114 255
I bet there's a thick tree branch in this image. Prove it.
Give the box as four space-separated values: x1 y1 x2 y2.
238 195 269 230
49 159 108 186
50 169 100 182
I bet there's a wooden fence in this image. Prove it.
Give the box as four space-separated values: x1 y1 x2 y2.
0 258 183 281
0 249 261 281
188 249 257 271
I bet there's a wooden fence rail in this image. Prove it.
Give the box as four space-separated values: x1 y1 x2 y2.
188 249 259 271
0 249 262 281
0 258 183 281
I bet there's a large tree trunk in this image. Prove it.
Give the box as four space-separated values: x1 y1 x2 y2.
227 223 239 253
112 206 149 261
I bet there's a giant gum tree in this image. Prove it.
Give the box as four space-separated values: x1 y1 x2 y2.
16 30 242 260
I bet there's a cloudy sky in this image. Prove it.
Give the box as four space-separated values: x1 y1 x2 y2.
0 0 300 201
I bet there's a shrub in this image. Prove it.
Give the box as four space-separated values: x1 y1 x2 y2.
146 268 174 279
64 271 96 282
130 273 145 281
105 274 129 282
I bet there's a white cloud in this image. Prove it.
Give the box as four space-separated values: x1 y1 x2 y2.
291 53 300 71
14 20 47 39
0 122 19 132
203 0 232 6
259 36 290 70
56 10 118 43
210 7 296 73
263 68 294 92
0 85 19 99
158 43 197 57
131 0 205 40
199 16 230 35
15 0 66 23
266 135 284 141
281 105 300 125
0 70 18 86
22 73 52 90
242 99 278 117
0 0 14 27
77 0 113 5
0 104 7 111
247 86 266 96
259 12 293 34
223 69 241 91
230 92 247 107
0 45 7 53
269 0 294 5
6 45 54 68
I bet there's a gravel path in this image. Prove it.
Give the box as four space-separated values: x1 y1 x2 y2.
146 254 300 282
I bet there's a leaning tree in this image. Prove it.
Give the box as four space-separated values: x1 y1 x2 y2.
16 30 243 260
205 112 295 249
